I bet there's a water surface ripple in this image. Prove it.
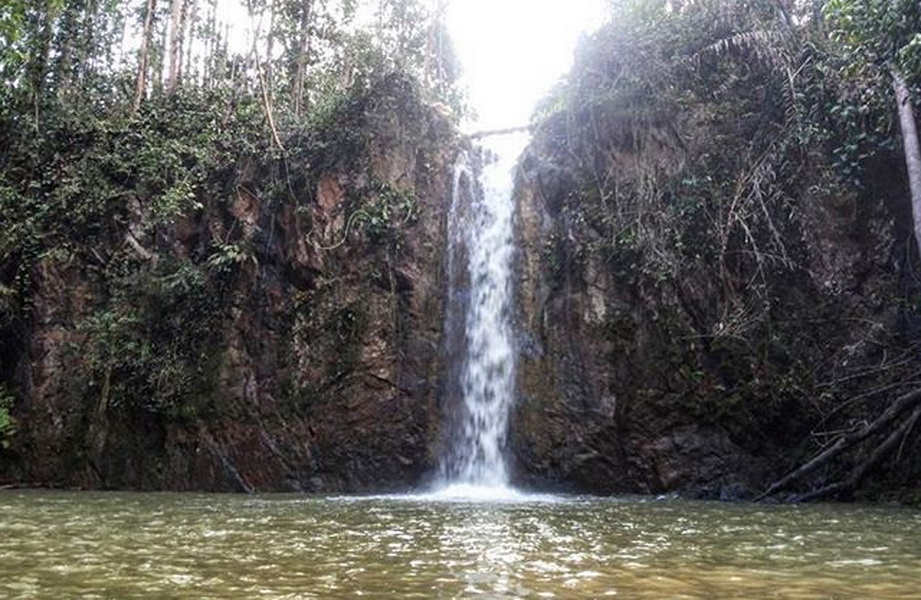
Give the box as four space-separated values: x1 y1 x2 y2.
2 491 920 598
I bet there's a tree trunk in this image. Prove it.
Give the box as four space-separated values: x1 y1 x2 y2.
50 5 79 95
892 69 921 263
184 0 197 85
203 0 217 87
266 0 275 103
293 0 313 118
754 387 921 501
27 1 57 108
76 0 100 88
794 405 921 502
156 9 169 94
166 0 186 93
244 0 283 151
134 0 158 111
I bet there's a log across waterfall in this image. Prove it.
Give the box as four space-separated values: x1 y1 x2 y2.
436 133 529 495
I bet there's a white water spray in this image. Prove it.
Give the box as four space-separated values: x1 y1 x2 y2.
437 133 528 497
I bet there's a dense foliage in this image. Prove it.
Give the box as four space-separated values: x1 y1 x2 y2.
0 0 458 326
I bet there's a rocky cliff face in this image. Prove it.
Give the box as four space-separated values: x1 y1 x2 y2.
1 75 459 492
510 107 921 500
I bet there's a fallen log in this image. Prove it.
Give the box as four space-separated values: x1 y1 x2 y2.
794 405 921 502
467 125 533 139
754 387 921 502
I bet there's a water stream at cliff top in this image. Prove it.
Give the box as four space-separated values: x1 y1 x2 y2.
436 133 528 497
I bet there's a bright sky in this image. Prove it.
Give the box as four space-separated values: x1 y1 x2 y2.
446 0 608 131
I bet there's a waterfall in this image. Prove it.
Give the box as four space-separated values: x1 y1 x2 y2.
438 132 527 494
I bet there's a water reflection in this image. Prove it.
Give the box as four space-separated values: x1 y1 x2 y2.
1 491 920 598
445 506 512 595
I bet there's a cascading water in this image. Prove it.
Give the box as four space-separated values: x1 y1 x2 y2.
437 132 528 495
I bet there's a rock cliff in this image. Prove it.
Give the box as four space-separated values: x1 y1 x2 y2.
509 44 921 500
0 74 458 492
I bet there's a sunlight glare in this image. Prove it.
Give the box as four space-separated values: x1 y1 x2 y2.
447 0 608 131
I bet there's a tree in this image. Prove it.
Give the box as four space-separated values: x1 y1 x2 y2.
166 0 188 93
422 0 460 102
824 0 921 261
0 1 44 110
23 1 59 109
134 0 159 110
374 0 427 70
291 0 313 117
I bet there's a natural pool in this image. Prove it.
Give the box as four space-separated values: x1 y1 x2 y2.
1 490 920 598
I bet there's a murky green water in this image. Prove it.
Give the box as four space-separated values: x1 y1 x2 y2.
1 491 920 599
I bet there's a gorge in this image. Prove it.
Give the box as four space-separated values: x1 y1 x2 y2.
5 0 921 597
1 0 921 505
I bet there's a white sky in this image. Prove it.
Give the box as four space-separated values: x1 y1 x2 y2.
446 0 608 131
